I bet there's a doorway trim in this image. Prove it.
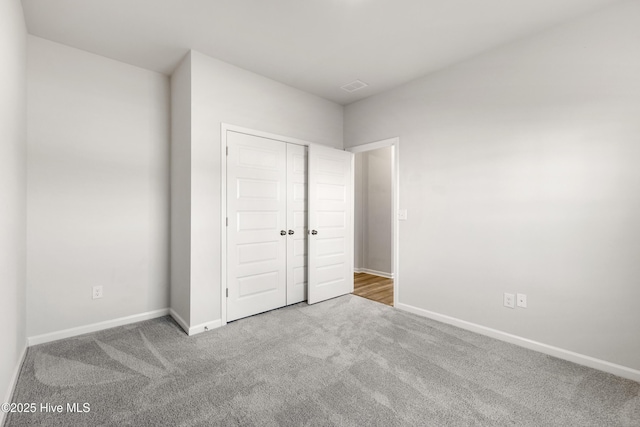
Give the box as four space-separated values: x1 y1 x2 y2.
220 123 313 326
346 137 400 307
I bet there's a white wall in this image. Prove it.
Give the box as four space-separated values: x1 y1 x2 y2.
354 154 364 269
173 50 343 329
0 0 27 418
27 37 171 337
170 54 192 325
355 148 393 275
345 1 640 371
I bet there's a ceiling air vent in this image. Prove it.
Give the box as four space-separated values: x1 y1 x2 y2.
340 80 368 93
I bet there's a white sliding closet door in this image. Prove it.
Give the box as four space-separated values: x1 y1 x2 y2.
227 131 287 322
226 129 352 320
307 144 354 304
286 143 308 305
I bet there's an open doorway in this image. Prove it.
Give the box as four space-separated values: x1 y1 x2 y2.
348 138 399 307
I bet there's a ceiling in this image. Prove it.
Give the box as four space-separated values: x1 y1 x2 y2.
21 0 623 105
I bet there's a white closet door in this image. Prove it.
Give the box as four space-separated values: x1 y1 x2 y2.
307 144 354 304
286 144 308 304
227 131 287 322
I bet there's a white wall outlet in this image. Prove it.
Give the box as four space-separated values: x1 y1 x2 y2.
398 209 407 221
92 286 103 299
517 293 527 308
503 292 515 308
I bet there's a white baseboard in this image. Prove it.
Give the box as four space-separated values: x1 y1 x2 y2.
188 319 222 335
169 308 189 335
354 268 394 279
169 309 222 336
27 308 170 346
396 302 640 383
1 343 27 426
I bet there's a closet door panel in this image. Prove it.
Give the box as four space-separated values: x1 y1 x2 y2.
286 143 308 305
308 144 354 304
227 131 287 321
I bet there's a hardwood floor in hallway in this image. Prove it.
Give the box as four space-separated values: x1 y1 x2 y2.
353 272 394 306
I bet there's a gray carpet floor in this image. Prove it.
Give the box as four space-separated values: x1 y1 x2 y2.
5 295 640 426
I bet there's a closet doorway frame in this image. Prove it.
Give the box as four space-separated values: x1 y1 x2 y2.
220 123 314 326
347 137 400 307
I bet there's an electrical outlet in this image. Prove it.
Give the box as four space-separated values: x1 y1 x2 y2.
503 293 515 308
517 293 527 308
92 286 103 299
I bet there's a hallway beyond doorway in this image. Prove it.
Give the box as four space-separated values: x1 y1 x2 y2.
353 273 393 306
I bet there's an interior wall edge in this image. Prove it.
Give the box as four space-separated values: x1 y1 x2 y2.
170 309 221 336
1 0 27 419
169 308 190 335
0 344 27 426
184 319 223 336
169 50 193 326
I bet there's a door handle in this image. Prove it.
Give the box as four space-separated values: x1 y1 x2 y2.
310 230 318 235
288 230 294 235
280 230 286 236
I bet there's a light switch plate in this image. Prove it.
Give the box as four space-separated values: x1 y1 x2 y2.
398 209 407 221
